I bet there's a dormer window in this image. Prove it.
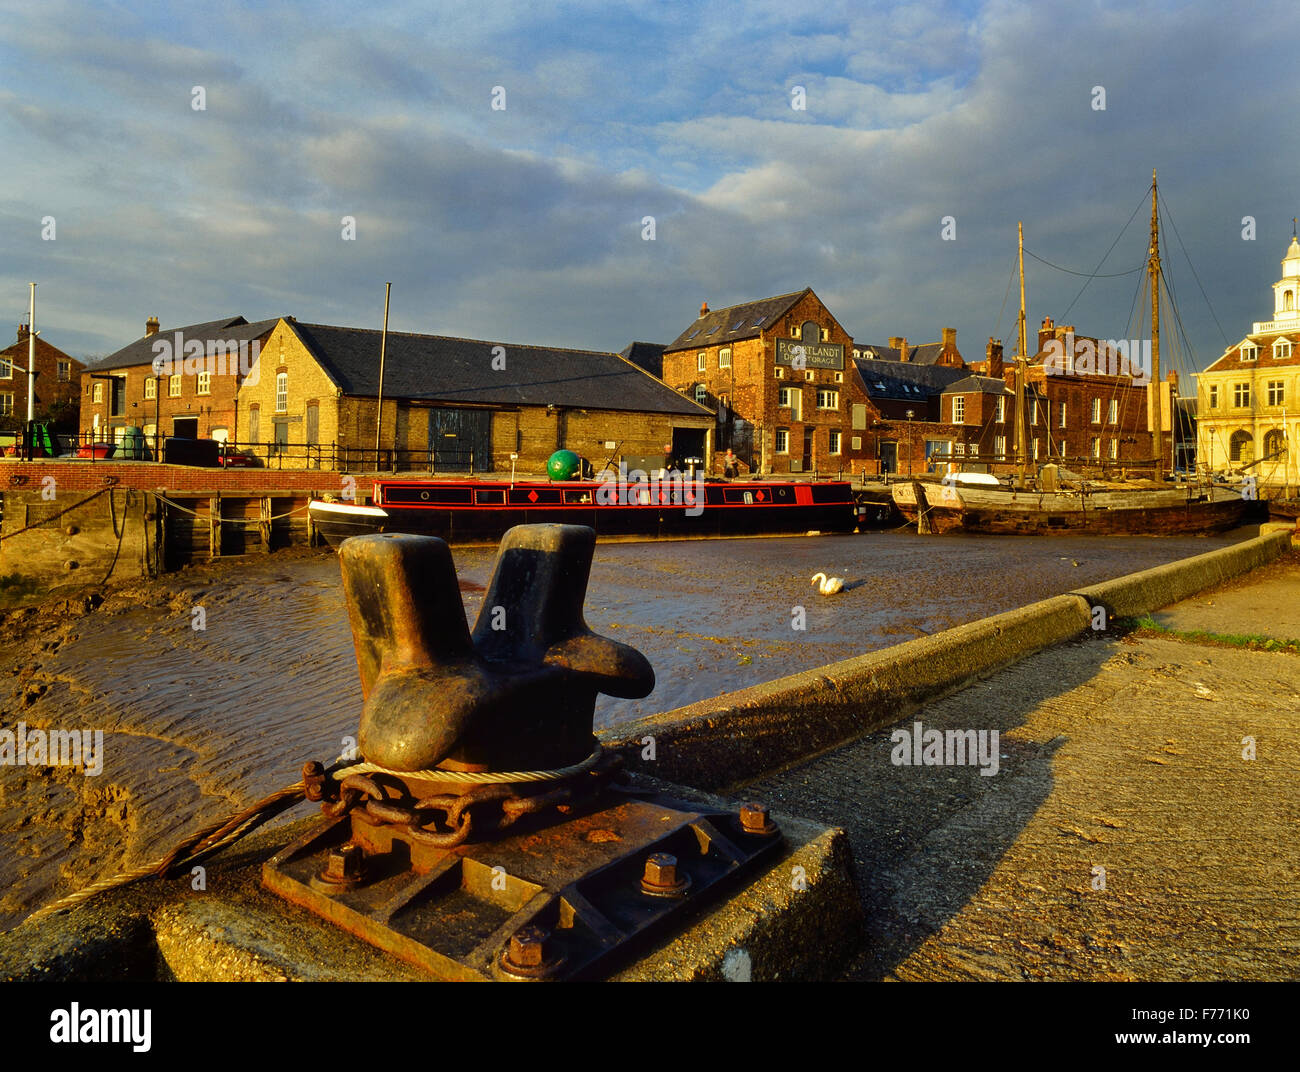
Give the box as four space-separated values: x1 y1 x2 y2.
1274 340 1293 360
1241 344 1259 362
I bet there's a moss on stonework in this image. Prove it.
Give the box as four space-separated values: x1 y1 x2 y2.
1115 614 1300 654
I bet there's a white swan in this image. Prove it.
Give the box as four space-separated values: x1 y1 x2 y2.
811 572 845 596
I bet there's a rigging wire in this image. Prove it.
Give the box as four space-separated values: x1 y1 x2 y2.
1023 249 1143 278
992 251 1018 346
1061 190 1151 321
1158 191 1231 351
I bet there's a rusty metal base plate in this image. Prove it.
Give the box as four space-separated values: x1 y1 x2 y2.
262 787 783 981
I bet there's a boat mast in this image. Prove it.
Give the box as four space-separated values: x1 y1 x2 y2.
1015 221 1029 487
1148 170 1165 481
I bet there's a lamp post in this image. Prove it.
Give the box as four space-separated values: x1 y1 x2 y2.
906 409 914 477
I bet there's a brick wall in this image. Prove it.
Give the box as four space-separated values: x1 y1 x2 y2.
663 289 877 474
236 320 341 454
0 459 342 493
1 332 85 428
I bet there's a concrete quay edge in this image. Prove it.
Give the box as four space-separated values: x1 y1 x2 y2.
602 527 1294 793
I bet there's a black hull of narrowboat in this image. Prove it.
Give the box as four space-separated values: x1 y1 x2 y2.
310 481 858 547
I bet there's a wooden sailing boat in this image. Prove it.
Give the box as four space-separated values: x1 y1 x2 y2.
893 172 1253 535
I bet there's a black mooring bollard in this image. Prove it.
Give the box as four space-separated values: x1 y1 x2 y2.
338 524 654 773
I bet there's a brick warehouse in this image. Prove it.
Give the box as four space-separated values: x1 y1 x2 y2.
79 315 277 450
660 289 872 475
1020 317 1157 467
661 288 972 477
234 318 715 473
0 323 85 433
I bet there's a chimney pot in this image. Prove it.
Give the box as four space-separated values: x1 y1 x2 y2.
986 337 1004 378
146 316 160 336
699 302 709 318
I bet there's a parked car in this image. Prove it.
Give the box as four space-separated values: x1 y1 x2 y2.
217 445 258 468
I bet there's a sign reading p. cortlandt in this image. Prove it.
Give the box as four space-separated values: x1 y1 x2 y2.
775 338 844 370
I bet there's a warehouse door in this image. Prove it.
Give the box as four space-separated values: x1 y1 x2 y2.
429 408 492 472
671 427 706 468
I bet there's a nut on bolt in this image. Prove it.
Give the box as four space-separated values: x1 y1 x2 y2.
500 924 565 979
739 801 779 837
641 852 691 897
319 841 365 887
510 926 548 968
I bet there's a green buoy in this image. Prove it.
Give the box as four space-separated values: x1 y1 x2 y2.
546 449 582 481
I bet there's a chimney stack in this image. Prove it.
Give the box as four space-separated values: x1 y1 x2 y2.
146 316 160 336
987 337 1004 378
897 336 909 362
941 327 956 351
699 302 709 318
1038 315 1055 352
16 322 28 341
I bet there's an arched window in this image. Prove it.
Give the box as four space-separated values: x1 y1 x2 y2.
694 383 708 405
1264 428 1287 460
801 320 819 342
1229 429 1254 463
1286 290 1295 311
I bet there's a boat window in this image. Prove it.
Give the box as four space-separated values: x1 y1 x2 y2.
384 485 473 505
563 490 593 504
476 489 506 505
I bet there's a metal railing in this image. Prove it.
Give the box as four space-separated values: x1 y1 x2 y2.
28 432 487 474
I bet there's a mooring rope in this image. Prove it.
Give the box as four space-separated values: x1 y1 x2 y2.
18 747 605 928
0 486 113 543
153 492 312 523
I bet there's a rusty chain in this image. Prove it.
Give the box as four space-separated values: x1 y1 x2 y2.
307 753 626 849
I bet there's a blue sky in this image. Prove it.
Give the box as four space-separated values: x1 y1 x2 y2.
1 0 1296 383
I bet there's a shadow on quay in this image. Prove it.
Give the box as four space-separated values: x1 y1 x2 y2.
739 633 1126 980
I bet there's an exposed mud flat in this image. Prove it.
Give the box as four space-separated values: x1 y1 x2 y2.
0 529 1252 929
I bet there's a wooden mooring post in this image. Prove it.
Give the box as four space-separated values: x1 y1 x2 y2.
260 496 272 553
911 481 933 535
209 494 221 558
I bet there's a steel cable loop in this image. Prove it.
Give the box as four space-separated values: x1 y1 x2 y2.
18 748 608 927
20 778 315 927
331 746 605 785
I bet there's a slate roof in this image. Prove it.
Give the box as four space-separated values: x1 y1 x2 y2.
620 341 665 378
852 358 967 397
942 375 1013 395
857 341 949 365
664 290 808 351
90 316 279 371
0 333 83 369
286 321 712 417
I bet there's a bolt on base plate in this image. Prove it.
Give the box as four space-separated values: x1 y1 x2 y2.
262 785 782 981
